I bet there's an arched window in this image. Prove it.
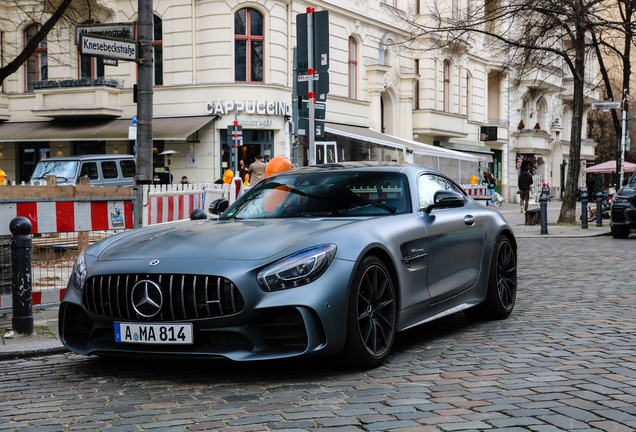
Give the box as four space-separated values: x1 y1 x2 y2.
443 60 450 112
79 22 104 79
153 15 163 86
537 97 547 129
235 8 264 82
349 37 357 99
25 24 47 91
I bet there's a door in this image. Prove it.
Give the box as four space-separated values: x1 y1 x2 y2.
418 174 485 303
316 142 338 164
100 161 121 187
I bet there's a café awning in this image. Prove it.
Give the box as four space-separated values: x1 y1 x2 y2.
0 115 217 142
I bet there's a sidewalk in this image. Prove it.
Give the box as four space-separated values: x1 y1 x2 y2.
0 200 614 360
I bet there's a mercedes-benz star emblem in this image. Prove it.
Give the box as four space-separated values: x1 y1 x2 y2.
149 260 160 266
131 280 163 318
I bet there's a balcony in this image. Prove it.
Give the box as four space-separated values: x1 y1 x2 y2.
511 128 553 155
31 78 125 119
413 109 468 141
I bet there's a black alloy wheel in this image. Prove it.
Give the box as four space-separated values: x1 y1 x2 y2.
494 237 517 314
343 256 397 368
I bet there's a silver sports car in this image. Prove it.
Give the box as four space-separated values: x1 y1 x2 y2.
59 162 517 367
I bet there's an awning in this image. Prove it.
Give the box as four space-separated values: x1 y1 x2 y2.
0 116 217 142
445 147 494 163
324 123 479 162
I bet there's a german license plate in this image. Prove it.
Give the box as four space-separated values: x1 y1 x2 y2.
114 323 193 344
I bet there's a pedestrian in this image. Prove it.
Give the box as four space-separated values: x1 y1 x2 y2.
239 159 249 183
248 155 266 186
518 165 534 213
181 176 190 184
160 167 173 185
484 172 496 206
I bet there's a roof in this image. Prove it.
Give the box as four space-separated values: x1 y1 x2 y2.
35 154 134 161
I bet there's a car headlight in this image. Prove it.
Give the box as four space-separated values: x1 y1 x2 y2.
613 195 631 204
72 250 87 289
257 244 337 292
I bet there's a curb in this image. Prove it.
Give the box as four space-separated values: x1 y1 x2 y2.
0 345 69 361
515 231 612 239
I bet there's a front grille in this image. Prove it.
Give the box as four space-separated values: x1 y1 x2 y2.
626 210 636 223
83 274 245 321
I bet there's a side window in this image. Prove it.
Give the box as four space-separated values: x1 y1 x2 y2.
120 160 136 178
101 161 118 179
418 174 463 210
80 162 98 180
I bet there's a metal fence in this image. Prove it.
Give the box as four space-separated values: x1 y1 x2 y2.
0 230 128 313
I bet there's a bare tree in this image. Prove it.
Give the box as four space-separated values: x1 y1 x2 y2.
395 0 611 223
0 0 94 86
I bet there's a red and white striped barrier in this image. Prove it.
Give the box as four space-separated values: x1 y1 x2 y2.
462 185 488 196
0 288 67 313
143 184 205 226
0 200 134 235
352 187 403 200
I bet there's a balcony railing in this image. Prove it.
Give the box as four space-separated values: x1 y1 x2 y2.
32 77 123 90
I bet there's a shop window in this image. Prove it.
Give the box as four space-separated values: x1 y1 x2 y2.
153 15 163 86
235 8 264 82
349 37 357 99
24 24 47 91
443 60 450 112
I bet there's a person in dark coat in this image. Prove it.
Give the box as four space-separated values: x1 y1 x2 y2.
160 167 173 185
518 165 534 213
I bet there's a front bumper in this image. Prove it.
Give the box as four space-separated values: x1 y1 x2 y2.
611 202 636 228
59 257 356 361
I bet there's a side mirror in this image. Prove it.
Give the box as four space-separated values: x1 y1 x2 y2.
190 209 207 220
424 190 465 213
208 198 229 216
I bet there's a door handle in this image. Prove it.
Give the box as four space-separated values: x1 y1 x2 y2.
464 215 476 226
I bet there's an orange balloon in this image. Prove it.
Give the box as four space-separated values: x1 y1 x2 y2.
265 156 293 178
470 175 479 185
0 169 5 185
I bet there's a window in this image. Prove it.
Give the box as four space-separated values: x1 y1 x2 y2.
349 37 357 99
120 160 136 178
153 15 163 86
452 0 459 19
80 163 99 180
79 22 104 79
418 174 464 211
414 59 420 110
101 161 118 179
382 0 397 6
443 60 450 112
25 24 47 91
235 8 264 82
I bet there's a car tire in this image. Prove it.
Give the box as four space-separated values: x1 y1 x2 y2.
342 255 397 369
465 234 517 320
611 225 631 239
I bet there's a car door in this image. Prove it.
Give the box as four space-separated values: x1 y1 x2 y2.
418 173 485 303
79 162 101 186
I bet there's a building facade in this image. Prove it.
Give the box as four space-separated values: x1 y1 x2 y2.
0 0 596 198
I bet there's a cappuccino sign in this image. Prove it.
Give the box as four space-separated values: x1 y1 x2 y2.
206 100 292 116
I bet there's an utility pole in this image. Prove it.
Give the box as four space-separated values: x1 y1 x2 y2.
134 0 154 227
620 89 631 187
292 47 299 168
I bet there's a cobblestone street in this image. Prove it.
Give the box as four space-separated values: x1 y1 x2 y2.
2 237 636 432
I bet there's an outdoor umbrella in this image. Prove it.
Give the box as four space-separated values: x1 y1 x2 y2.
582 160 636 174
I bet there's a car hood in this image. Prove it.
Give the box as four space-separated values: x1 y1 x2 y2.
617 185 636 197
97 218 360 262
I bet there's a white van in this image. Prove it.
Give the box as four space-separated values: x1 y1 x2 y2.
30 155 136 187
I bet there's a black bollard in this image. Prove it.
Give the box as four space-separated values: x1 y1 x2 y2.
581 190 588 229
540 194 548 235
596 192 603 227
10 217 33 335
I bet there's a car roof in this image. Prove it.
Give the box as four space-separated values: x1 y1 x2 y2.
275 161 442 177
37 154 135 162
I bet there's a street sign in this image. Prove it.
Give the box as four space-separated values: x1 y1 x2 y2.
298 119 325 137
299 102 326 120
298 72 329 102
128 126 137 139
591 101 623 110
296 11 329 75
103 58 119 67
80 34 137 62
132 116 137 126
75 22 135 45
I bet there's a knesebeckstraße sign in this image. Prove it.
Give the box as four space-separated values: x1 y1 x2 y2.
79 34 137 62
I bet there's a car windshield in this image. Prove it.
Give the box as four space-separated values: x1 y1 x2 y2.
629 174 636 187
223 171 410 219
31 161 79 180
